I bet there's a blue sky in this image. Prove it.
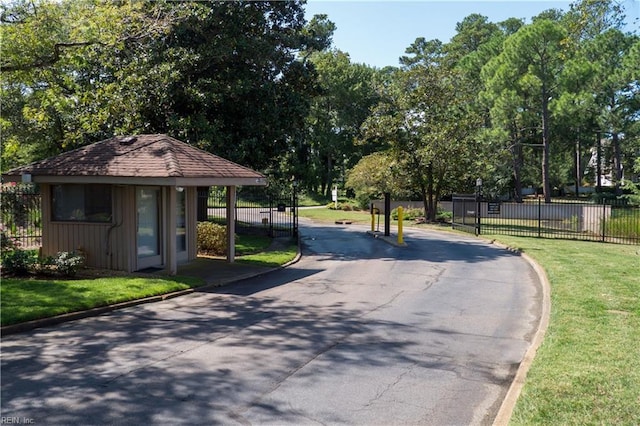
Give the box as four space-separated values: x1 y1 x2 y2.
304 0 640 68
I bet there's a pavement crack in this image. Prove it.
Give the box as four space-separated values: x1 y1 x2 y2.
365 365 414 407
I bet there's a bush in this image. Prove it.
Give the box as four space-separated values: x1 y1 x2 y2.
1 229 17 251
327 201 361 211
436 209 453 222
390 206 452 223
391 207 424 221
1 249 36 276
197 222 232 255
53 251 85 277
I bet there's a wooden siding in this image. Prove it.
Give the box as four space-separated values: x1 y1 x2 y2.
41 184 202 272
111 186 136 272
42 184 135 271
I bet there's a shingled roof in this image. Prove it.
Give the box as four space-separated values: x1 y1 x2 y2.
3 134 267 186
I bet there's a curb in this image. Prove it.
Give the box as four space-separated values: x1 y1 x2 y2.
491 247 551 425
1 239 303 337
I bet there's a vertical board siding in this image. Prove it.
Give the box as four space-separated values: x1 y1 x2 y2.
41 184 206 272
110 186 135 272
46 222 111 268
41 185 136 271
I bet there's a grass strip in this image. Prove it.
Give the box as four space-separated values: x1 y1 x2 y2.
237 242 298 267
483 235 640 424
1 234 296 326
298 208 372 224
1 275 203 326
236 234 272 254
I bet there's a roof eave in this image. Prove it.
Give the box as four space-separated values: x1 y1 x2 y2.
2 174 268 187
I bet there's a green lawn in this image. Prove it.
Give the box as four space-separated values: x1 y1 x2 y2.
237 244 298 267
298 207 372 224
235 234 272 254
1 275 203 326
1 234 297 327
236 234 298 267
489 235 640 425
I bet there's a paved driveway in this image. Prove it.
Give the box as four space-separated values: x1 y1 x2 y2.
1 222 542 425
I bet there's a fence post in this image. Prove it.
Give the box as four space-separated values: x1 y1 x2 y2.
397 206 404 244
538 198 542 238
602 202 607 242
269 195 274 237
476 200 482 236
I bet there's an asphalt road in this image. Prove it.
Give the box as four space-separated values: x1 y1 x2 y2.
1 221 541 425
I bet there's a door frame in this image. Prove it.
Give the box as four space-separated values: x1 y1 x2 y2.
136 186 163 270
176 187 188 263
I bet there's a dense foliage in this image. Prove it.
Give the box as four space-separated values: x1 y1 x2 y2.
1 0 328 175
1 0 639 219
196 221 229 256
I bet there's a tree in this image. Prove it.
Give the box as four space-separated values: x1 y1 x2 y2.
130 1 321 172
1 0 327 179
359 41 481 221
451 15 526 200
584 30 639 193
444 13 499 68
563 0 627 42
1 0 171 168
304 50 378 196
482 19 568 203
556 0 637 195
345 151 412 208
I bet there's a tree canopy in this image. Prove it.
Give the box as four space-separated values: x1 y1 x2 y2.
1 0 638 213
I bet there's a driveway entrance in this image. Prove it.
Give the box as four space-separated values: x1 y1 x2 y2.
1 221 542 425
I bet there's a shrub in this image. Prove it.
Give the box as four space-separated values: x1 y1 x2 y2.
391 207 424 221
1 249 36 276
327 201 360 211
197 222 231 255
605 211 640 240
390 206 452 222
1 229 17 251
53 251 85 277
436 209 453 222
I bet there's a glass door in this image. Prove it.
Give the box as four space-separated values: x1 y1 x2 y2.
137 187 162 270
176 188 187 261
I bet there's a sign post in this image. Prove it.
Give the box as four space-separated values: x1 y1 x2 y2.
332 187 338 209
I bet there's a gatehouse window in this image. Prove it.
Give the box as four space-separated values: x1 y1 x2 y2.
52 184 112 222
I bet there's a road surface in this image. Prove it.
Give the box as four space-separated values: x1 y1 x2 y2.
1 220 541 425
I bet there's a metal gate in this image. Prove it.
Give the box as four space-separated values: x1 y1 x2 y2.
451 194 480 235
1 183 42 249
200 186 298 238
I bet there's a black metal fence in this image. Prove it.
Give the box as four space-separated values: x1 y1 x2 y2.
452 197 640 245
1 183 42 249
202 186 298 238
451 195 480 235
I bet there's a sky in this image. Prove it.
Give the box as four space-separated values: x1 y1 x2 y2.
303 0 640 68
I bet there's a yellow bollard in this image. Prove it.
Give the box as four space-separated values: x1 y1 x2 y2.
371 210 375 232
398 206 404 245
